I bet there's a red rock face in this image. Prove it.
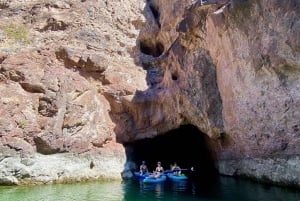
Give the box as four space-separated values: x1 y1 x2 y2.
0 0 146 183
0 0 299 186
205 0 300 186
112 1 224 143
206 0 300 158
113 0 299 186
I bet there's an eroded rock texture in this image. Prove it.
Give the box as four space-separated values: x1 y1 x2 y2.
206 0 300 186
113 0 300 186
0 0 147 184
0 0 299 187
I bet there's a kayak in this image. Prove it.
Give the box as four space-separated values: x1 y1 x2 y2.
166 173 188 181
143 175 167 183
134 172 149 179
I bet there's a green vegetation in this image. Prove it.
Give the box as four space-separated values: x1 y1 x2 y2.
3 23 30 44
17 118 27 129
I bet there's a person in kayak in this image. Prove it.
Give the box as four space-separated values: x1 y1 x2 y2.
172 162 181 176
139 160 148 175
154 161 164 178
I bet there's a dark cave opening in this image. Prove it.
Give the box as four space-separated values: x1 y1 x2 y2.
126 124 218 182
139 39 164 57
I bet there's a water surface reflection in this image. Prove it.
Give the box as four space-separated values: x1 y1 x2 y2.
0 176 298 201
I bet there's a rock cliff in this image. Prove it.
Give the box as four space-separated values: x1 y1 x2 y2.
0 0 299 187
0 0 147 184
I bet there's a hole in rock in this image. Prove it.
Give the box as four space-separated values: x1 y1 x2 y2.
139 39 164 57
171 73 178 81
126 124 218 182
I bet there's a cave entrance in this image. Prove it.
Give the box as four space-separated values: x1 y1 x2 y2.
126 124 218 181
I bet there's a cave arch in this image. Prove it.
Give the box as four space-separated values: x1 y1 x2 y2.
125 124 218 181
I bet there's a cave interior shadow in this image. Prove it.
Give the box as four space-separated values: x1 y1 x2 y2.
125 124 219 186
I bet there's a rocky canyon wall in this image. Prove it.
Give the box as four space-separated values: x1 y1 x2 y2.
115 0 300 186
206 0 300 186
0 0 299 187
0 0 148 184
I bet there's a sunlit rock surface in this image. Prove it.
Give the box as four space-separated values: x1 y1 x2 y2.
0 0 299 186
0 0 147 184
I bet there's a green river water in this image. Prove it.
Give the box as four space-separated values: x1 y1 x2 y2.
0 176 299 201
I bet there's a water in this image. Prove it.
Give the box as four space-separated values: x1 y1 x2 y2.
0 176 299 201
